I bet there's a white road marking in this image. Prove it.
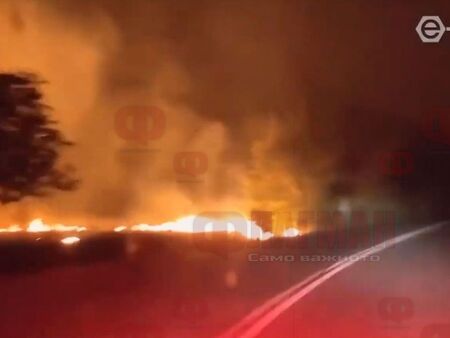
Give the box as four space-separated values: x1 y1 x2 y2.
218 222 444 338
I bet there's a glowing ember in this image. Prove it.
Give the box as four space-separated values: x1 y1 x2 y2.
114 226 127 232
61 236 81 245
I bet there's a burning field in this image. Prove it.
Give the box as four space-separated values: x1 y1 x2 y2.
0 0 449 337
0 0 449 230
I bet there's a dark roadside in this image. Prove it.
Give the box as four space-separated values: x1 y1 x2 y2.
258 222 450 338
0 218 445 338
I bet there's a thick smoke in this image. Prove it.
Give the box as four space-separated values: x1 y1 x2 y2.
0 0 449 228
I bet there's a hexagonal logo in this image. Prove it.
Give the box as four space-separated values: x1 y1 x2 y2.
416 16 446 43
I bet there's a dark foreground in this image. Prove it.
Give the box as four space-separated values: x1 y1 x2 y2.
0 222 448 338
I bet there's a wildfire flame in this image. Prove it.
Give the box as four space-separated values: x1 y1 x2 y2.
0 225 22 233
27 219 87 233
0 216 300 239
122 215 275 240
0 219 87 233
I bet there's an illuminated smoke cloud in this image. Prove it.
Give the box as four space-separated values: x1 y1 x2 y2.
0 0 447 228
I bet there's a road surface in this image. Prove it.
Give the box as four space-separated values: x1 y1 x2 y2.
0 223 448 338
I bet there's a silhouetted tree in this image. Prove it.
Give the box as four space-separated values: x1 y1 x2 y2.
0 72 78 203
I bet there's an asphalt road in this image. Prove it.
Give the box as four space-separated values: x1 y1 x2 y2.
251 223 450 338
0 223 448 338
